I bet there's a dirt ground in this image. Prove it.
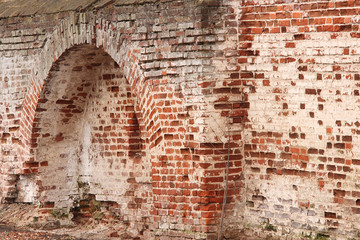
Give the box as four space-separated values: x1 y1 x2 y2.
0 225 82 240
0 204 133 240
0 204 269 240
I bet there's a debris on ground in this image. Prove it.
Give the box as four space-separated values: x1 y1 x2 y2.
0 203 130 239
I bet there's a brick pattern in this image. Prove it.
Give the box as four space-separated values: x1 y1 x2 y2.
24 45 151 235
234 0 360 238
0 16 54 201
0 1 240 239
8 0 360 238
95 1 243 238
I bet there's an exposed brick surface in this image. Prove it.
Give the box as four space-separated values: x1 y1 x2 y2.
3 0 360 239
0 0 240 239
233 0 360 239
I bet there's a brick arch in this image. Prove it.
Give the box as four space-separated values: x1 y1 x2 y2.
18 14 163 170
9 14 168 237
9 5 234 238
18 44 153 234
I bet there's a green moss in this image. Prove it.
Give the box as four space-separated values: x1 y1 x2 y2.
92 210 104 220
314 233 330 240
301 232 312 239
51 208 69 219
264 223 277 232
89 199 101 213
77 181 89 190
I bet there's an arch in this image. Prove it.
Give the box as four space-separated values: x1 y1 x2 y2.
17 44 152 234
8 8 231 238
18 14 163 170
10 15 164 235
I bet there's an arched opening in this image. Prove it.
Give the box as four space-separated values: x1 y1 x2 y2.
17 44 152 233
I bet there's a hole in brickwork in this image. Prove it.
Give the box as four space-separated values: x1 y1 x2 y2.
18 45 151 228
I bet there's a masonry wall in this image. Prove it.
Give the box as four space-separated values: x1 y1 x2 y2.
16 45 152 234
0 0 243 239
4 0 360 239
230 0 360 239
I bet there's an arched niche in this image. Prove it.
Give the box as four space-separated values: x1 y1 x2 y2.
17 45 152 229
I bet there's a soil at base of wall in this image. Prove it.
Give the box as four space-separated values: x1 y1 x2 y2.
0 204 282 240
0 225 83 240
0 203 136 240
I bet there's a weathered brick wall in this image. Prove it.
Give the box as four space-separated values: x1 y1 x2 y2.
6 0 360 239
229 0 360 239
17 45 152 235
0 0 242 239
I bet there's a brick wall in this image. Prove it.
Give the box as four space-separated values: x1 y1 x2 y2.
231 0 360 239
3 0 360 239
0 0 240 239
21 44 152 234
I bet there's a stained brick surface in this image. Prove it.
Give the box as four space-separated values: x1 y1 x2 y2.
3 0 360 239
0 0 240 239
233 0 360 239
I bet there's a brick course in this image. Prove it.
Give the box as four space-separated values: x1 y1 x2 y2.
0 0 240 239
3 0 360 239
232 0 360 239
